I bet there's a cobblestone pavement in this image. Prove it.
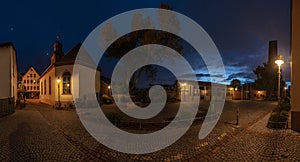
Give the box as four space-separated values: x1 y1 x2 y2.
0 107 87 161
201 112 300 161
1 100 300 161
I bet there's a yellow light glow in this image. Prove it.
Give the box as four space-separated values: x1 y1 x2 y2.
57 78 61 83
108 85 111 89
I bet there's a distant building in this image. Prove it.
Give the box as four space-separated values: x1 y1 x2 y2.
0 42 18 117
21 66 40 99
39 41 101 107
176 80 226 101
150 81 180 101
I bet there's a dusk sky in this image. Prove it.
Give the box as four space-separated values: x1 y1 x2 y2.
0 0 291 85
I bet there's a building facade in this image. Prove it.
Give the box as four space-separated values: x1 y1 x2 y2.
0 42 18 117
291 0 300 132
39 41 100 107
21 66 40 99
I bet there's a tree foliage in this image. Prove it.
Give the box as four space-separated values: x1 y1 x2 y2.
100 3 183 91
253 62 285 99
230 79 241 88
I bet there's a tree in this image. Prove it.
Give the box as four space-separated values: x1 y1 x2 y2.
230 79 241 89
253 62 285 99
100 3 183 93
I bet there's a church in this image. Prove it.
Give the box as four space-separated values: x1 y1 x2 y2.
39 40 100 107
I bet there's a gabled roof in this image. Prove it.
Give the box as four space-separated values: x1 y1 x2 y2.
59 43 81 62
0 42 14 47
23 66 40 76
101 76 111 84
40 43 100 78
53 43 81 66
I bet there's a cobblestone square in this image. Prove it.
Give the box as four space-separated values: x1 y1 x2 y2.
1 100 300 161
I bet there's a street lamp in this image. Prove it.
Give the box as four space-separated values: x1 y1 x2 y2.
284 86 288 98
57 77 61 108
275 55 284 105
108 85 111 96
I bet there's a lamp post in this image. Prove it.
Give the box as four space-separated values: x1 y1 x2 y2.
284 86 288 98
57 78 61 108
275 55 284 105
108 85 111 96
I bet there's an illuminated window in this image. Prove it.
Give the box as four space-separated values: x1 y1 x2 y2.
63 72 71 94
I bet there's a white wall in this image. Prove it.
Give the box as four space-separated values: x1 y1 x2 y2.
39 64 100 106
12 47 18 103
0 45 17 102
39 67 56 105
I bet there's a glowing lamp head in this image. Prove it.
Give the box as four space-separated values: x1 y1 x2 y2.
275 55 284 67
57 78 61 83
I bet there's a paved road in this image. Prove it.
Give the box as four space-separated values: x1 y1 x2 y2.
1 100 300 161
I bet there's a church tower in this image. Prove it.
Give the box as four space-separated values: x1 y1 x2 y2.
51 35 64 64
267 40 278 65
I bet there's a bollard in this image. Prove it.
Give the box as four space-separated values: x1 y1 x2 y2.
236 107 239 126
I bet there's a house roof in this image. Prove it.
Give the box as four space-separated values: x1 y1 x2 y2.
101 76 111 84
0 42 16 51
40 43 100 78
23 66 40 76
0 42 14 47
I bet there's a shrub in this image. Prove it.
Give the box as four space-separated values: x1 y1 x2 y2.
106 112 123 125
102 94 112 104
281 102 290 111
167 97 177 102
69 103 74 109
268 99 290 129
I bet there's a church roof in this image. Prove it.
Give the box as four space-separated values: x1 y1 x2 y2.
40 43 100 78
54 43 81 66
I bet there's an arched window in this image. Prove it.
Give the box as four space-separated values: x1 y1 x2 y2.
44 80 46 95
41 82 43 95
49 77 51 95
63 72 71 94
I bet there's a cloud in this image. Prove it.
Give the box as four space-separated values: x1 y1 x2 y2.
226 72 256 81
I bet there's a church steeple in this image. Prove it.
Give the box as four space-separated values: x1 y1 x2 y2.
51 35 64 64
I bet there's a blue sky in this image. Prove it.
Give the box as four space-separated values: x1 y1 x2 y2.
0 0 291 85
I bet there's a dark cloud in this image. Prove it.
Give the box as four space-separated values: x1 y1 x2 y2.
226 72 256 81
